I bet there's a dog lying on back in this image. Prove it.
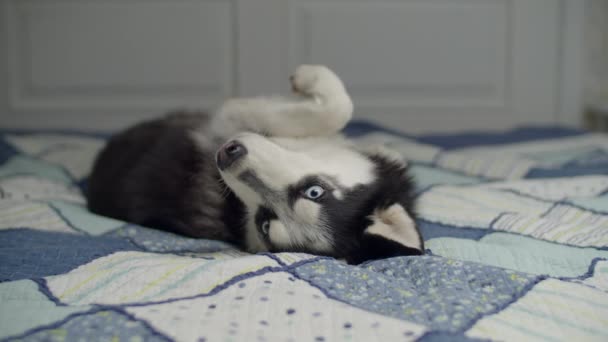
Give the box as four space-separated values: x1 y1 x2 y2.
87 65 423 263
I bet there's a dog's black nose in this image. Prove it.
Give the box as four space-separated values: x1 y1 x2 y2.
216 140 247 170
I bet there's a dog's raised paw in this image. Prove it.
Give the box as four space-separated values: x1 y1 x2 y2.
290 64 341 97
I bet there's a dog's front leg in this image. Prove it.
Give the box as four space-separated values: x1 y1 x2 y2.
210 65 353 138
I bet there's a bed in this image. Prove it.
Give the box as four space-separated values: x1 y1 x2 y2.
1 121 607 341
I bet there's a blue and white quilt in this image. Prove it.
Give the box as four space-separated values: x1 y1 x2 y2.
1 122 607 342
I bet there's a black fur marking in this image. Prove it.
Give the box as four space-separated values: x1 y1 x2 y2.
318 154 423 264
87 111 246 246
349 233 424 265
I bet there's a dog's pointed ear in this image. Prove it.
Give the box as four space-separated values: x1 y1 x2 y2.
351 204 424 264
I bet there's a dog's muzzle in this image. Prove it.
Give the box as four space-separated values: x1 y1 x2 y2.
216 140 248 170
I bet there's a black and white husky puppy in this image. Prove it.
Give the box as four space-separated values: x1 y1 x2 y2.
87 65 423 263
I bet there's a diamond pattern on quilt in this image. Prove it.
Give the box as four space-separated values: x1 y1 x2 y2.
353 132 441 163
409 164 482 191
267 252 320 265
482 175 608 201
49 201 124 236
450 134 608 164
435 151 536 179
417 185 552 228
0 156 73 184
46 251 281 305
0 200 75 233
569 193 608 214
0 176 84 204
352 131 535 179
4 134 104 180
440 134 608 180
466 279 608 341
492 204 608 248
293 256 540 333
20 310 166 342
526 145 607 167
0 280 90 340
426 233 608 277
127 271 427 342
573 259 608 292
418 175 608 248
107 224 236 253
0 229 137 282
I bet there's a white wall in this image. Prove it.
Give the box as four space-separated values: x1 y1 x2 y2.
0 0 587 133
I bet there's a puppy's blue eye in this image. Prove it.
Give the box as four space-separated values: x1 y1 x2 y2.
304 185 325 200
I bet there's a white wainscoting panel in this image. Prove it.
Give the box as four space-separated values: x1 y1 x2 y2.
285 0 566 133
3 0 235 116
289 0 509 108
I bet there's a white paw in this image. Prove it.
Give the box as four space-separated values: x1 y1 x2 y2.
290 64 343 97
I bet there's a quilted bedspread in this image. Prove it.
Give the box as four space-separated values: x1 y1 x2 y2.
1 122 607 342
